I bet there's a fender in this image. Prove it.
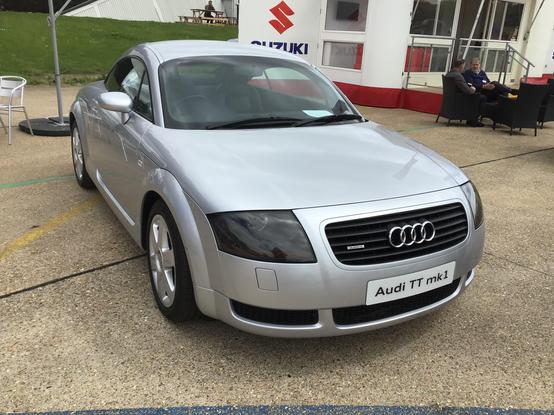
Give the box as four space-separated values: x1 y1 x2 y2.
139 163 218 318
70 98 90 157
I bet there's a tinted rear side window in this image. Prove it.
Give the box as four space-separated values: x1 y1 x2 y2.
106 58 145 100
105 57 153 122
105 58 133 92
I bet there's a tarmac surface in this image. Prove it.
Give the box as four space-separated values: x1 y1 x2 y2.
0 86 553 414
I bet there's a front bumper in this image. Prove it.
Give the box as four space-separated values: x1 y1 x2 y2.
207 269 475 338
191 187 485 337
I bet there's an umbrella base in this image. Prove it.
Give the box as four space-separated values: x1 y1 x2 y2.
19 117 70 137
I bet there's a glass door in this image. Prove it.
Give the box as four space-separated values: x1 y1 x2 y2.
457 0 524 72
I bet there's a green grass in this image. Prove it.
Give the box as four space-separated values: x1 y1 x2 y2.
0 11 238 84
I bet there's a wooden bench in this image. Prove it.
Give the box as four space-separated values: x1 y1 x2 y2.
177 15 195 23
200 16 230 25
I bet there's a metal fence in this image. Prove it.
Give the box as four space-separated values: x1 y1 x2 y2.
404 35 534 89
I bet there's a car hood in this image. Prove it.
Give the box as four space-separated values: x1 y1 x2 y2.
142 121 467 213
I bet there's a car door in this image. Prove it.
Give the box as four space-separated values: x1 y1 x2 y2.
95 57 153 224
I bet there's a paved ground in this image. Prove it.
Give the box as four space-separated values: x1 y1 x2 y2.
0 86 552 414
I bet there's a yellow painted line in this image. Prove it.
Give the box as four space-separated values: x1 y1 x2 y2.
0 195 103 262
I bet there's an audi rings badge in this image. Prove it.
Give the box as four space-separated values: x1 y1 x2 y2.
388 221 436 248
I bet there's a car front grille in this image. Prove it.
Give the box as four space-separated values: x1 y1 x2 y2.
231 300 318 326
325 203 468 266
333 277 461 325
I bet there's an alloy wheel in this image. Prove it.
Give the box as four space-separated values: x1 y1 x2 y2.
149 214 177 307
72 127 84 180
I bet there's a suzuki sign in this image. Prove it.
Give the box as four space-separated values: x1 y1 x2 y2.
238 0 321 65
269 1 295 34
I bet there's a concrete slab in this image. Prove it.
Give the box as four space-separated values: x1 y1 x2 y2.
0 87 78 183
464 150 554 275
1 86 553 413
0 256 552 412
0 181 91 246
0 198 141 296
357 107 554 169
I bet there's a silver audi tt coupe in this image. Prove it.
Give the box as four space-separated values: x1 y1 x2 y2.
70 40 485 337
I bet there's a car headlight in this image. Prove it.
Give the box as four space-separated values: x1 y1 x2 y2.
208 211 317 263
461 181 484 229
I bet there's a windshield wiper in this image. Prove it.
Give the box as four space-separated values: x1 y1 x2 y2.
206 116 301 130
293 113 364 127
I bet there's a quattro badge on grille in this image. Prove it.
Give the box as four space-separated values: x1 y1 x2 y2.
346 244 365 250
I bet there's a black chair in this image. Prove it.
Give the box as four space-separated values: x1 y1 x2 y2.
538 78 554 128
489 82 548 136
435 75 481 125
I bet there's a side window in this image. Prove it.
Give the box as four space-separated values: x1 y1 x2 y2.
120 59 145 101
105 57 153 122
135 71 153 122
105 58 144 101
105 58 133 92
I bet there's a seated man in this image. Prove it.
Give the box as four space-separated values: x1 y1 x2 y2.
463 57 517 102
204 0 216 19
446 59 486 127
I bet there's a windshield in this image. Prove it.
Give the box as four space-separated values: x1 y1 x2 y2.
159 55 359 129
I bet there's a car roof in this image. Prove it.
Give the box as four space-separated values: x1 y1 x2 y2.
140 40 307 64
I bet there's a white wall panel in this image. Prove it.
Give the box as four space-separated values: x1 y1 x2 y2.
156 0 223 21
360 0 412 88
67 3 99 17
66 0 227 22
523 0 554 77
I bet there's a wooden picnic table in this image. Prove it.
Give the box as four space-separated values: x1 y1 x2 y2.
178 10 236 25
190 8 225 23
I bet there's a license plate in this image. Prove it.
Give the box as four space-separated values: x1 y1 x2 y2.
366 262 456 306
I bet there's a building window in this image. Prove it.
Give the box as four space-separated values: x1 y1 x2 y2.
322 42 364 70
410 0 456 36
325 0 368 32
490 1 523 41
405 46 450 72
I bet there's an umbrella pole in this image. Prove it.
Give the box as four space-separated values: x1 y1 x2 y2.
48 0 66 125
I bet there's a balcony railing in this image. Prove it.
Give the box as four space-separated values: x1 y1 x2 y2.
405 35 534 89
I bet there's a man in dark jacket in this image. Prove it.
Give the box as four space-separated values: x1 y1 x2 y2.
446 59 485 127
463 57 516 101
204 0 216 19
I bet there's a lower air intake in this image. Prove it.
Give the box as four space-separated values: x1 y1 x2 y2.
231 300 319 326
333 278 461 325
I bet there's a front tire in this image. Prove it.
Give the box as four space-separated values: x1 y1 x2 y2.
147 200 199 321
71 123 94 189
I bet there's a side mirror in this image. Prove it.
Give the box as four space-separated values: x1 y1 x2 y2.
99 92 133 113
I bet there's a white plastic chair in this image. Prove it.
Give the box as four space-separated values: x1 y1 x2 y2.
0 76 34 145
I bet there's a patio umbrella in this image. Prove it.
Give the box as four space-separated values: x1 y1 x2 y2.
19 0 73 136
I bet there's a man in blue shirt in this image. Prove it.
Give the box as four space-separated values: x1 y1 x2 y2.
463 57 517 101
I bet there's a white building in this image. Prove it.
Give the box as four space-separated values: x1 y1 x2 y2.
65 0 554 112
65 0 238 23
239 0 554 112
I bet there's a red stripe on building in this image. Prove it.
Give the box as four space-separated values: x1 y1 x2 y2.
525 74 554 84
335 82 442 114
